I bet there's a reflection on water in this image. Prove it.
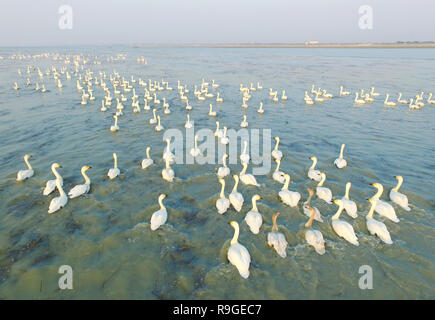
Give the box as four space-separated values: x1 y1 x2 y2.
0 47 434 299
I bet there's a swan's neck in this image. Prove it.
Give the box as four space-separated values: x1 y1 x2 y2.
158 198 166 210
157 116 161 126
56 178 66 197
332 205 344 220
52 166 61 180
344 183 351 199
339 144 345 159
215 122 220 133
274 139 279 151
241 163 248 175
113 155 118 169
242 141 247 154
392 178 403 192
222 155 227 168
252 197 258 212
146 148 150 159
25 157 32 170
367 199 376 219
274 160 280 173
310 158 317 170
231 224 239 245
282 175 290 190
165 159 170 169
194 136 198 148
305 207 315 228
373 185 383 199
219 181 225 198
272 214 278 231
232 177 239 192
82 168 91 184
304 191 313 205
318 175 325 187
153 109 156 118
114 117 118 126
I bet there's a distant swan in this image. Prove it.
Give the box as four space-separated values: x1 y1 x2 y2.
150 194 167 231
162 157 175 182
229 175 244 212
316 173 332 204
303 188 323 222
17 154 34 181
239 162 259 187
272 137 283 161
190 134 201 157
389 175 411 211
279 174 301 207
141 147 154 169
244 195 263 234
341 182 357 218
217 154 230 178
110 115 119 132
108 153 120 179
334 143 347 169
216 178 230 214
272 159 286 184
308 156 322 181
240 140 250 164
384 94 397 107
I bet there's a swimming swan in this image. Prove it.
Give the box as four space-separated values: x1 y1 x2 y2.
384 94 397 107
303 188 323 222
17 154 34 181
150 194 167 231
308 156 322 181
272 159 286 184
110 115 119 132
389 176 410 211
316 173 332 204
371 183 399 222
340 182 357 218
267 212 288 258
239 162 259 187
48 177 68 214
304 207 326 255
227 221 251 279
229 175 244 212
68 166 91 199
162 157 175 182
272 137 283 161
240 140 250 164
141 147 154 169
190 134 201 157
331 200 359 246
108 153 120 180
334 144 347 169
244 195 263 234
217 154 230 178
279 174 301 207
216 178 230 214
366 197 393 244
43 163 63 195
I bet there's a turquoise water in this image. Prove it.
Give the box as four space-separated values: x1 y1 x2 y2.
0 47 434 299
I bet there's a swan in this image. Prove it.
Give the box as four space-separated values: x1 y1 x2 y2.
304 207 326 255
110 115 119 132
272 159 286 184
389 176 411 211
364 93 374 103
239 162 259 187
100 100 107 112
322 90 333 98
108 153 120 180
216 178 230 214
155 115 164 131
397 93 408 104
384 94 397 107
240 140 250 164
162 157 175 182
408 98 420 110
314 91 324 102
370 183 399 222
370 87 380 97
267 212 288 258
272 137 283 161
190 134 201 157
316 173 332 204
366 197 393 244
354 92 366 105
339 86 350 96
272 92 279 102
331 200 359 246
214 121 223 138
184 114 193 129
244 195 263 234
43 163 63 195
150 194 167 231
240 114 248 128
208 104 217 117
279 174 301 207
302 188 323 222
220 126 229 145
163 138 175 164
216 92 223 103
68 166 91 199
48 178 68 214
427 93 435 104
308 156 322 182
17 154 34 181
163 103 171 114
144 99 150 110
257 82 263 90
227 221 251 279
281 90 288 101
217 154 230 178
185 99 192 110
334 143 347 169
257 102 264 114
341 182 358 218
141 147 154 169
229 175 244 212
149 108 157 124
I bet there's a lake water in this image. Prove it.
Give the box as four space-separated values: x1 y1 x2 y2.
0 47 434 299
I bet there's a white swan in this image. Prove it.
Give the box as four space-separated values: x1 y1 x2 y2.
149 108 157 124
371 183 399 222
279 174 301 207
281 90 288 101
217 154 230 178
258 102 264 114
141 147 154 169
354 92 366 105
190 134 201 157
220 126 229 145
427 93 435 104
408 98 420 110
68 166 91 199
389 175 410 211
48 178 68 214
339 86 350 96
214 121 223 138
366 197 393 244
229 175 244 212
334 144 347 169
108 153 120 180
208 104 217 117
216 178 230 214
155 115 164 131
316 173 332 204
267 212 288 258
272 137 283 161
239 162 259 187
308 156 322 181
331 200 359 246
303 188 323 222
240 140 250 164
216 92 223 103
384 94 397 107
227 221 251 279
150 194 167 231
185 113 193 129
240 114 248 128
370 87 380 97
272 159 286 184
110 115 119 132
304 207 326 255
17 154 34 181
162 157 175 182
341 182 357 218
43 163 63 195
244 195 262 234
100 100 107 112
163 138 175 164
397 93 408 104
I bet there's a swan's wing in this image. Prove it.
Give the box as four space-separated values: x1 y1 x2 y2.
68 184 89 198
150 209 167 230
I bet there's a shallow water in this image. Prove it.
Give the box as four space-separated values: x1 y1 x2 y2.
0 47 434 299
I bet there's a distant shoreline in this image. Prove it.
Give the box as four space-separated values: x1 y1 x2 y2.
132 42 435 49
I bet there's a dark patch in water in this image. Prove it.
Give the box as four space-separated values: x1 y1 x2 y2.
32 253 55 266
65 221 82 234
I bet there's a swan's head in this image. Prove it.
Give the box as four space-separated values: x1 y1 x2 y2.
320 172 326 179
307 188 314 196
24 154 32 160
252 195 262 201
229 221 239 229
309 156 317 161
219 178 225 184
82 165 91 171
333 199 343 206
395 175 403 183
224 154 228 159
159 194 167 201
233 174 239 181
371 182 383 190
346 182 351 188
52 163 61 169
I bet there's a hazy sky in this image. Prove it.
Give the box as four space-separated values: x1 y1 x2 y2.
0 0 433 46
